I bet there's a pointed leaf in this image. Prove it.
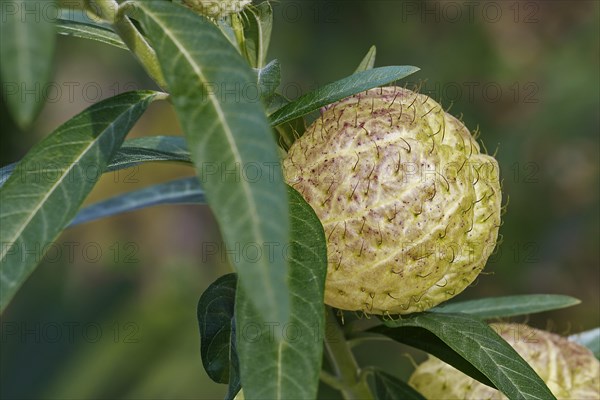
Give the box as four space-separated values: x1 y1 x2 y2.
107 136 191 171
0 135 191 190
363 327 493 387
242 1 273 68
57 7 111 27
268 65 419 127
236 186 327 400
0 91 162 312
197 274 240 391
371 313 556 400
369 369 425 400
569 328 600 359
1 0 56 129
354 45 377 73
70 177 204 226
56 19 127 50
432 295 581 319
128 1 290 325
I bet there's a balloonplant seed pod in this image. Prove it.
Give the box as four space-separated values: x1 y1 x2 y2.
283 87 501 315
182 0 251 18
408 323 600 399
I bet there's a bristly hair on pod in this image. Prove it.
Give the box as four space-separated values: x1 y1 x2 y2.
283 86 503 315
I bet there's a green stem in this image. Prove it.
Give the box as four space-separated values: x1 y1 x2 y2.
346 332 391 349
231 13 247 60
82 0 104 21
87 0 117 22
91 0 168 90
320 371 346 392
113 15 168 90
324 308 374 400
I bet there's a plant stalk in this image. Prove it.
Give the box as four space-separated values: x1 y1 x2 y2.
113 16 169 90
324 307 374 400
90 0 168 90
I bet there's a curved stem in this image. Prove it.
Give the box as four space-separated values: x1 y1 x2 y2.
113 14 168 90
324 307 374 400
83 0 105 21
347 332 392 349
91 0 168 90
320 370 346 392
87 0 117 22
231 13 247 60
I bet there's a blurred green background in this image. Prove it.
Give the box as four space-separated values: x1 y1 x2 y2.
1 0 598 399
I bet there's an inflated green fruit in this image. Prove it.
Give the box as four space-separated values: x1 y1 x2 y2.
182 0 251 18
409 323 600 399
283 87 501 314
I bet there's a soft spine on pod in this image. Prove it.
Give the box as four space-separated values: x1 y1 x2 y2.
283 87 502 315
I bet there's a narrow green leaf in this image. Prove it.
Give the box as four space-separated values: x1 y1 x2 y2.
372 313 556 400
197 273 241 399
432 294 581 319
369 369 425 400
236 186 327 400
363 327 494 387
242 1 273 68
569 328 600 359
268 65 419 127
0 91 162 312
57 7 111 28
4 136 194 228
1 0 56 129
354 45 377 73
56 19 127 50
70 177 204 226
0 135 192 188
128 1 291 325
107 136 191 171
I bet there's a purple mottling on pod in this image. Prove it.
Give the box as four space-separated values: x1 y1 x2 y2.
283 87 501 315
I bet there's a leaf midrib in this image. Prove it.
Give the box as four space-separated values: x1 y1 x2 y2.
57 21 127 49
0 99 143 264
433 317 549 399
0 139 97 265
440 295 579 316
137 5 269 268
